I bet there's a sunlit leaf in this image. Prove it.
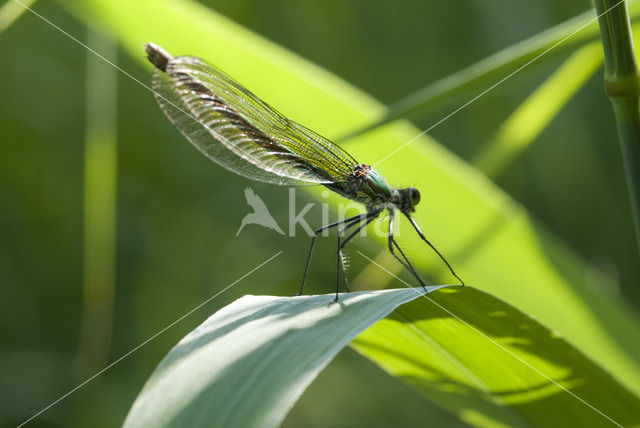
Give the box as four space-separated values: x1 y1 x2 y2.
125 288 640 428
352 287 640 428
123 288 443 428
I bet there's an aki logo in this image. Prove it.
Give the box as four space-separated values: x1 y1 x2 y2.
236 188 285 236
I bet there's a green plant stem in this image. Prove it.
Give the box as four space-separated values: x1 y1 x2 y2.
595 0 640 255
74 28 117 379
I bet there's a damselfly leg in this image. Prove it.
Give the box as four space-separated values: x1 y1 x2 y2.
387 209 429 290
400 209 465 286
299 213 368 296
299 210 381 301
334 210 381 301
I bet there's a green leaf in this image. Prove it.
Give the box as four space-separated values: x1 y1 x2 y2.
58 0 640 408
122 287 444 428
124 288 640 428
351 287 640 428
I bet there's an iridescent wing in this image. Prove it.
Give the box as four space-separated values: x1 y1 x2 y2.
147 43 358 185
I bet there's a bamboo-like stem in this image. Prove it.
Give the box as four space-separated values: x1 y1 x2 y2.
595 0 640 254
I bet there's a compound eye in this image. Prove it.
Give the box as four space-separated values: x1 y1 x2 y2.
409 187 421 206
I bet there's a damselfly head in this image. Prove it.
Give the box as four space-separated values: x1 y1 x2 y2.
397 187 421 212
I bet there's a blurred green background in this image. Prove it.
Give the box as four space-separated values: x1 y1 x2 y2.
1 0 639 427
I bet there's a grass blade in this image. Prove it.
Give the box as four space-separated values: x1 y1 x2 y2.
340 2 640 140
123 288 444 428
74 28 118 379
474 42 603 177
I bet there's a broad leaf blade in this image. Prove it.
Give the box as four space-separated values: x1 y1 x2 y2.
124 287 640 428
122 287 443 428
352 287 640 428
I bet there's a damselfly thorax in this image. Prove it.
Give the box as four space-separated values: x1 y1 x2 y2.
326 163 420 213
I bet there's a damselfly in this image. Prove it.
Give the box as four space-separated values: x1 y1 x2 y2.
145 42 464 301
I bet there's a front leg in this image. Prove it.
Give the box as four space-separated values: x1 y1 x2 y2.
400 209 464 286
386 209 428 290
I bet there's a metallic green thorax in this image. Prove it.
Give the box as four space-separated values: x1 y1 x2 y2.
324 164 420 212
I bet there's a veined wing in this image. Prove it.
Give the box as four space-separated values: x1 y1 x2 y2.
148 44 359 185
151 67 299 185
